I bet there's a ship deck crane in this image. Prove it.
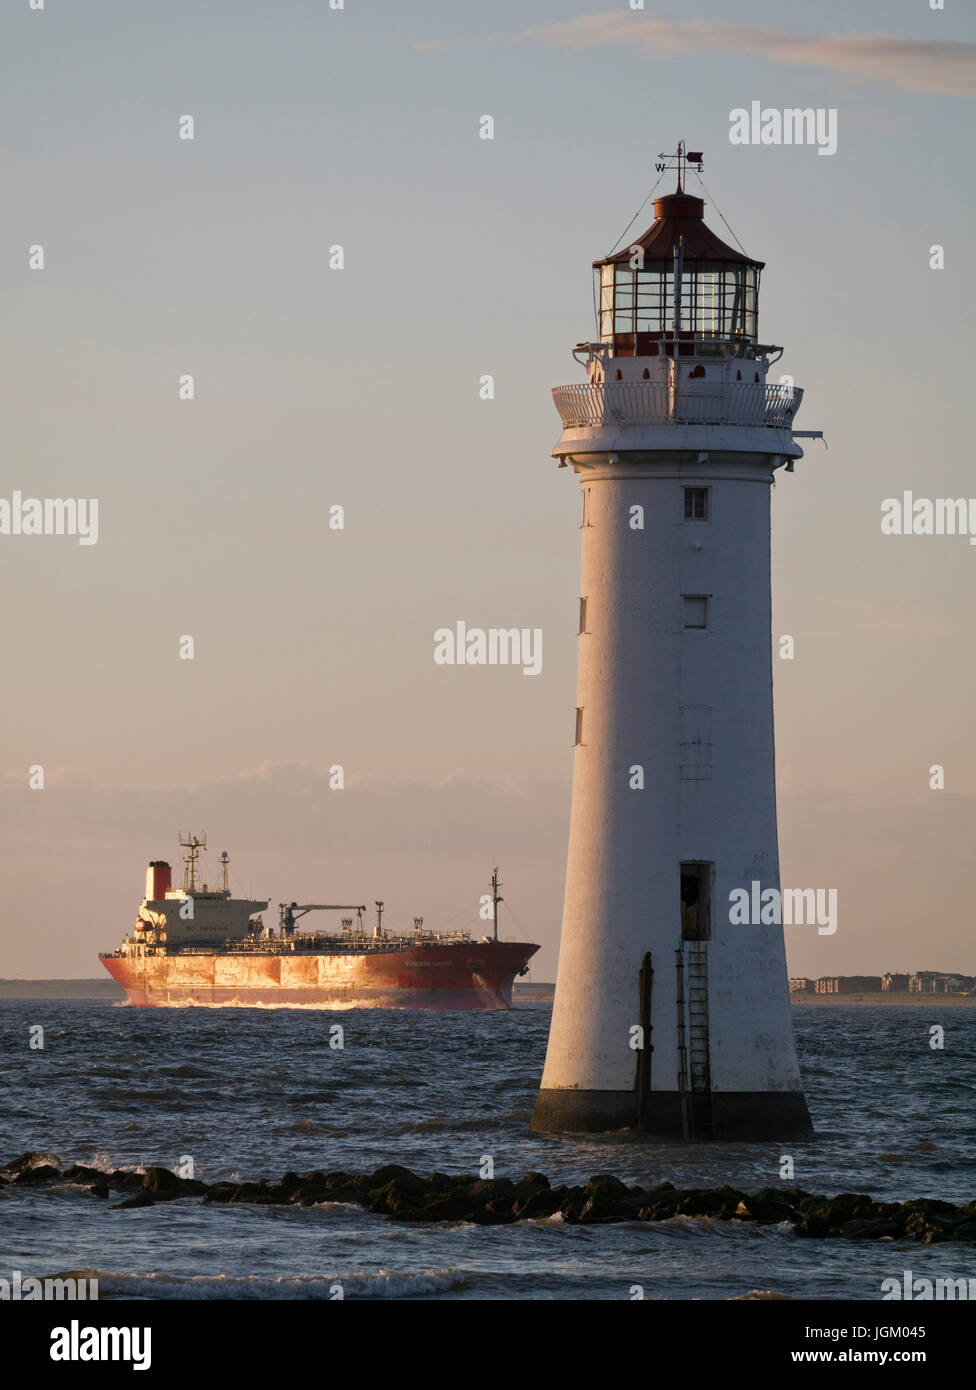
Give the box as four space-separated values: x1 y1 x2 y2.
278 902 367 935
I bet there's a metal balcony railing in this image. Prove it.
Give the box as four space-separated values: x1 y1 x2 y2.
551 381 803 430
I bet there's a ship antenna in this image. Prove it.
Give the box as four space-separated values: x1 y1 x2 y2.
491 866 503 943
179 830 207 893
219 850 230 894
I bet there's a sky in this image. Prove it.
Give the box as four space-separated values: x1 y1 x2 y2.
1 0 974 980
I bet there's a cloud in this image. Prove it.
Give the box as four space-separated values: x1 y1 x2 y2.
416 15 976 96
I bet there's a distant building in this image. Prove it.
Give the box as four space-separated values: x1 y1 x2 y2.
816 976 883 995
910 972 974 994
789 978 814 994
882 972 911 992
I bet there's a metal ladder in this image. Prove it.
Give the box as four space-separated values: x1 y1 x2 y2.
683 943 713 1138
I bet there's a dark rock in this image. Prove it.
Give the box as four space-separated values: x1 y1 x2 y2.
63 1165 107 1185
677 1187 746 1219
202 1183 238 1204
90 1185 110 1199
559 1186 587 1223
285 1172 331 1203
789 1191 829 1216
323 1171 363 1193
462 1178 515 1202
840 1219 904 1240
733 1188 799 1223
521 1172 550 1189
513 1185 562 1219
579 1175 643 1222
484 1197 520 1220
584 1173 631 1200
142 1166 183 1194
228 1182 281 1204
290 1184 334 1206
637 1188 693 1221
824 1193 885 1224
271 1171 305 1195
904 1197 960 1218
13 1165 61 1185
903 1211 957 1244
5 1152 62 1174
793 1215 832 1239
421 1192 478 1222
364 1177 432 1217
425 1172 453 1192
368 1165 428 1196
115 1193 157 1210
109 1170 145 1192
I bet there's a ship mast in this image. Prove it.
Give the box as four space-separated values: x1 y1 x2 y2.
219 851 230 894
179 831 207 892
491 867 502 943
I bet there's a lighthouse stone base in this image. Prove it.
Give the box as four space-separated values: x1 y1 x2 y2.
531 1088 814 1140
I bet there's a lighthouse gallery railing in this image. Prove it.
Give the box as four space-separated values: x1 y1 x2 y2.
551 381 802 430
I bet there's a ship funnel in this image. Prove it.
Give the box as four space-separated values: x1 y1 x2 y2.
146 861 172 901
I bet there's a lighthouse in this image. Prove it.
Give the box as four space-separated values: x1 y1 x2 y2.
532 148 817 1140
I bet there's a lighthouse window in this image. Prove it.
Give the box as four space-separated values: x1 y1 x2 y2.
683 595 709 629
579 596 588 634
684 488 709 520
574 707 584 746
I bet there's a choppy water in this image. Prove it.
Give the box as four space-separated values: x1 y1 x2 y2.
1 1001 974 1299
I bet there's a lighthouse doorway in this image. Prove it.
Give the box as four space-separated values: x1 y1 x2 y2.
680 862 713 941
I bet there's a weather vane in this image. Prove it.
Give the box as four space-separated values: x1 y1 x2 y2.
655 139 703 190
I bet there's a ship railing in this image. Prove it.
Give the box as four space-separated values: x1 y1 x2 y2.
551 380 803 430
167 929 475 956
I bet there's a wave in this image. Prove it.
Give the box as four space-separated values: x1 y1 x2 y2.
405 1111 527 1134
86 1267 467 1300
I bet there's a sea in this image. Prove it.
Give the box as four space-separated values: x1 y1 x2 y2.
1 1000 974 1300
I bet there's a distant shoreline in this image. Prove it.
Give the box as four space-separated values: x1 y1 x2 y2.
0 978 125 999
791 992 976 1006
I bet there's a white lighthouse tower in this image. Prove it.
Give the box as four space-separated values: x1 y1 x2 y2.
532 148 817 1139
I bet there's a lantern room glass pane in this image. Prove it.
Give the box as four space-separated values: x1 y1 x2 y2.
600 258 759 341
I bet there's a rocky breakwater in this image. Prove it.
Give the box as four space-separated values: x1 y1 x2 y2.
4 1154 976 1244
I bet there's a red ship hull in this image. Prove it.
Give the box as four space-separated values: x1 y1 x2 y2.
100 940 539 1011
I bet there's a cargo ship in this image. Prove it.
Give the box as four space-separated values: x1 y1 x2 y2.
99 834 539 1010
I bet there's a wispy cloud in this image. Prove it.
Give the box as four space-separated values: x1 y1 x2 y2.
415 15 976 96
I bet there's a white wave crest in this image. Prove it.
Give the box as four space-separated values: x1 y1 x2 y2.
87 1267 467 1300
